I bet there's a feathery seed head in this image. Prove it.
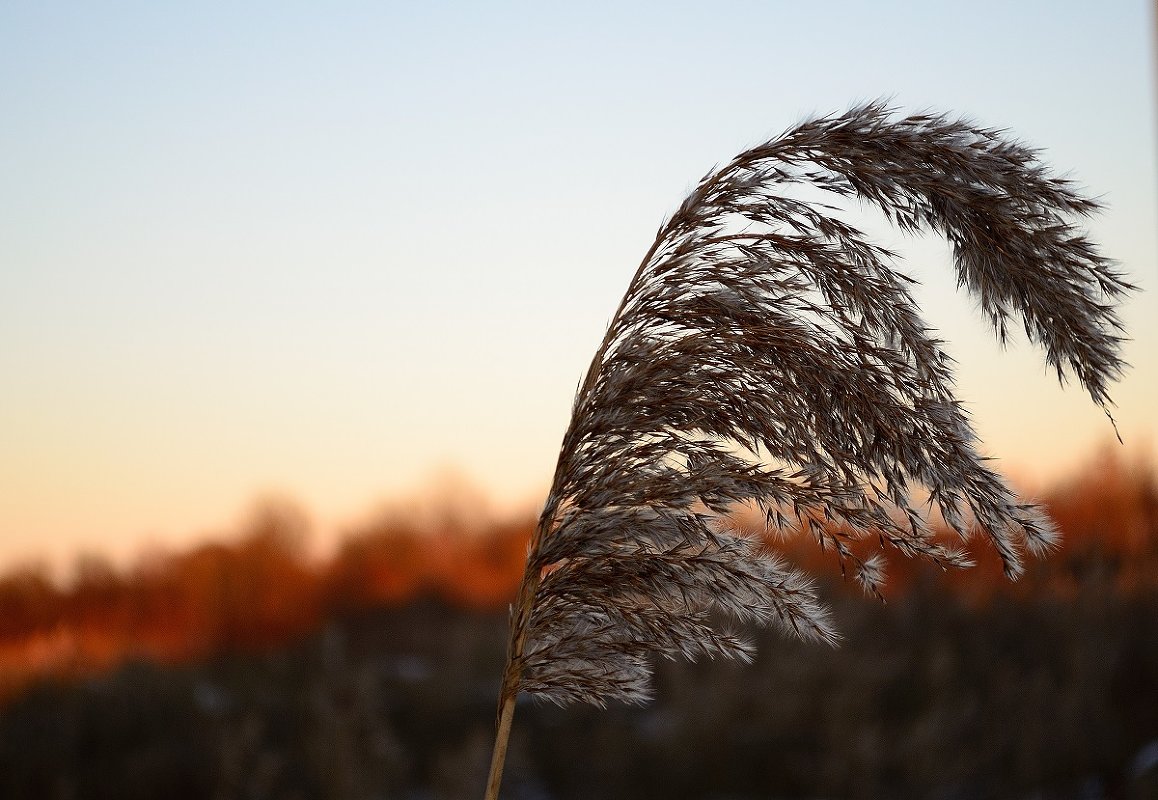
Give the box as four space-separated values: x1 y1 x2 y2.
510 102 1132 706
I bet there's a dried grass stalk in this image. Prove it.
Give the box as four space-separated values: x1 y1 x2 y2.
483 102 1133 799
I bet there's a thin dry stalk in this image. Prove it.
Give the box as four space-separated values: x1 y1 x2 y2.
482 102 1133 799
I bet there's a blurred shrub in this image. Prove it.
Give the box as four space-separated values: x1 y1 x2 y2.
0 449 1156 797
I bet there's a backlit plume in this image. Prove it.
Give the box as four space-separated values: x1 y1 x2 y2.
484 102 1132 798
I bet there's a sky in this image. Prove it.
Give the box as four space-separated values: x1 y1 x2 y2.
1 1 1155 570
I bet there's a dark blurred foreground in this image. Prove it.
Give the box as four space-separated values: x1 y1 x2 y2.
2 585 1157 800
1 451 1156 799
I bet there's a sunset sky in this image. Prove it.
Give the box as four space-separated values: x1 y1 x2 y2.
2 1 1155 570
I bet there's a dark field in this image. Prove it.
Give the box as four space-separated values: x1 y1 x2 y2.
1 453 1156 799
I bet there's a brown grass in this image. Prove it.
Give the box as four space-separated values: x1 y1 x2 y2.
484 101 1134 798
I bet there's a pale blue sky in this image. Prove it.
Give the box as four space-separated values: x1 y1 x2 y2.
1 1 1155 568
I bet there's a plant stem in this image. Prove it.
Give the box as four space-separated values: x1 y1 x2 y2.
483 683 518 800
483 528 546 800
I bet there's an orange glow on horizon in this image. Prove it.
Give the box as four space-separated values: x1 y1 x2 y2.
1 447 1156 705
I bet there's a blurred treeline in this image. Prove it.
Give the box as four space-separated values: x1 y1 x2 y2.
1 449 1157 799
0 502 531 701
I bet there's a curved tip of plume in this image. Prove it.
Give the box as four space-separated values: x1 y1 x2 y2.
508 100 1132 708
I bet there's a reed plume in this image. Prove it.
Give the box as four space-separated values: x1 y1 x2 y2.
483 101 1133 799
